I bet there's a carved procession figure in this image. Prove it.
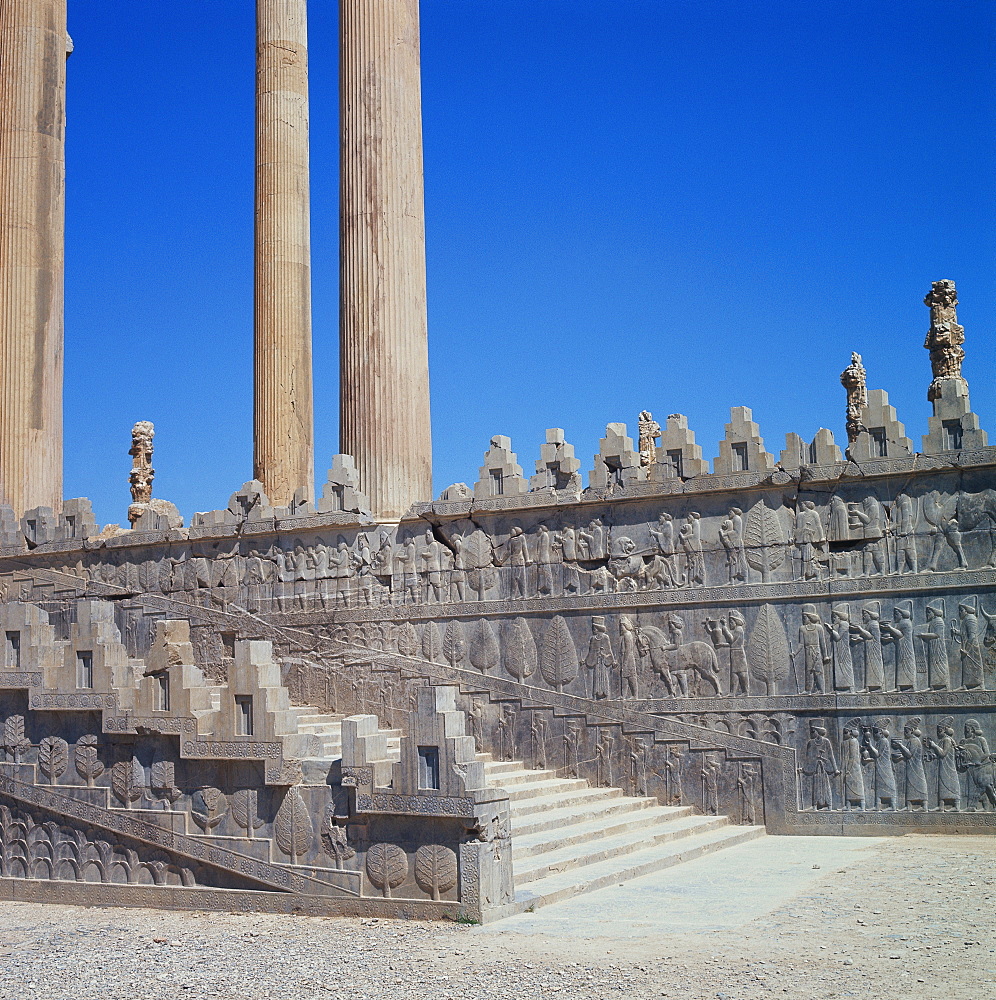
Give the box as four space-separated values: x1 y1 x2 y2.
863 718 898 811
799 719 839 810
701 755 721 815
243 547 272 612
585 616 615 700
312 539 331 607
917 599 950 690
824 603 855 692
293 542 313 608
578 518 608 561
959 719 995 812
533 524 559 596
326 538 350 607
507 525 531 599
719 508 748 584
850 496 886 577
840 719 866 811
724 611 750 696
738 763 759 825
647 511 680 589
678 512 705 587
394 534 420 604
924 716 961 811
557 524 581 594
353 533 376 606
795 604 831 694
851 602 886 692
420 528 448 604
951 597 985 690
892 718 928 811
449 532 468 602
618 615 640 699
891 492 918 574
793 500 826 581
880 601 916 691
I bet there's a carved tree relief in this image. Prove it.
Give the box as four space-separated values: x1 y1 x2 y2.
366 842 408 898
3 715 29 765
443 620 466 668
503 617 537 681
745 501 786 582
540 616 579 692
38 737 68 784
274 786 313 864
231 789 265 840
111 757 145 809
468 619 500 674
413 844 458 900
396 621 419 658
75 735 104 788
421 621 443 663
747 604 790 695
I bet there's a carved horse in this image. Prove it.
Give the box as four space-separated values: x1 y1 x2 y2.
635 624 722 697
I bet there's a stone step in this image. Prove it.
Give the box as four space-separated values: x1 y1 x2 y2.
482 766 562 788
295 713 346 724
498 776 591 803
480 759 528 778
511 804 696 859
513 812 732 884
513 825 766 911
509 793 663 838
508 785 624 817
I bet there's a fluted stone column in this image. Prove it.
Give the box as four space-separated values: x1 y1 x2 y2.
340 0 433 520
0 0 68 516
254 0 314 506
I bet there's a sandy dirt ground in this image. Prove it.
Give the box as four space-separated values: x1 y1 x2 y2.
0 834 992 1000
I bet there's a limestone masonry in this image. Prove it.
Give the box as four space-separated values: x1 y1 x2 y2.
0 1 992 922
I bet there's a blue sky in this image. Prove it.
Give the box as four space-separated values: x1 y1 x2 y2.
64 1 995 526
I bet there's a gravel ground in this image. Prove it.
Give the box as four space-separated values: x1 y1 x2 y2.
0 835 992 1000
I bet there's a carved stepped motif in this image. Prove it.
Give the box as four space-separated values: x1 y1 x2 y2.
479 752 764 910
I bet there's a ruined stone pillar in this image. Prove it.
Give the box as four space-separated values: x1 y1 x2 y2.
254 0 314 506
340 0 433 520
0 0 69 515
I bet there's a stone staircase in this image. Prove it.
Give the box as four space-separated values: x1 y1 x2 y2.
479 753 764 911
294 709 402 764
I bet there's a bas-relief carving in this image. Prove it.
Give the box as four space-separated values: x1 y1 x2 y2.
4 419 996 924
10 478 996 619
788 712 996 814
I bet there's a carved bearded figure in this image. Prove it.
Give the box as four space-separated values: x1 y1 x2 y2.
925 717 961 811
585 617 615 700
840 720 865 811
800 721 839 810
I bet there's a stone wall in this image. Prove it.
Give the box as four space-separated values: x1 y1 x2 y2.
2 440 994 839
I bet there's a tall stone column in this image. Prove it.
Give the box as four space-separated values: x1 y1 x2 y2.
0 0 69 516
340 0 433 520
254 0 314 506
